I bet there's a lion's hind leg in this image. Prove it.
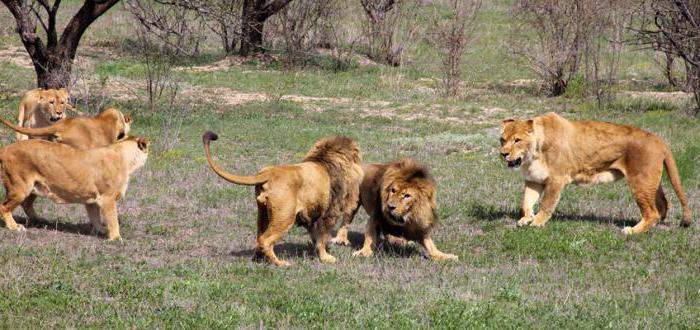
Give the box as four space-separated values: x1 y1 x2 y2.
623 164 663 235
655 185 668 222
254 199 295 267
21 193 40 221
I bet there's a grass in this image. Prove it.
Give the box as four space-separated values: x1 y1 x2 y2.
0 1 699 328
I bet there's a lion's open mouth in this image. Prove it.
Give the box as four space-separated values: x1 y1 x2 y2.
49 117 61 122
507 158 522 168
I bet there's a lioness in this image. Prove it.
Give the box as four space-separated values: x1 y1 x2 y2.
333 159 457 260
0 136 149 240
203 131 363 266
1 108 132 149
499 112 692 234
16 88 72 141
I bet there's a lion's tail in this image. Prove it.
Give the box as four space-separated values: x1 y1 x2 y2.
1 115 57 137
202 131 269 186
663 147 692 227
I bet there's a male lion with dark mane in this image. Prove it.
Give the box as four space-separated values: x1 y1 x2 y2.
202 131 363 266
332 159 457 261
500 112 692 234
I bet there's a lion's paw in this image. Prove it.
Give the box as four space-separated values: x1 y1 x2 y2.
274 260 292 267
432 253 458 261
622 226 634 235
320 254 337 264
352 249 373 257
12 224 26 232
529 221 546 228
330 237 351 246
516 217 533 227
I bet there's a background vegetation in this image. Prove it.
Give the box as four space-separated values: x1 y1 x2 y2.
0 0 698 328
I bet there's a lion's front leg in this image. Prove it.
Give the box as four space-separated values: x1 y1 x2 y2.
517 181 543 227
530 180 565 227
420 235 457 261
330 203 359 246
353 215 379 257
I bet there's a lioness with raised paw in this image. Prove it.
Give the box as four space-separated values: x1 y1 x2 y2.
499 112 692 234
0 136 149 240
202 132 363 266
1 108 131 150
16 88 73 141
333 159 457 261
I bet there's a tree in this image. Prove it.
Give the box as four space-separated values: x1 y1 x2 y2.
1 0 121 89
510 0 606 96
239 0 293 56
638 0 700 111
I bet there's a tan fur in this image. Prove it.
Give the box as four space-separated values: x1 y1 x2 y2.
332 159 457 261
202 131 362 266
0 137 149 240
1 108 132 150
16 88 73 141
499 112 692 234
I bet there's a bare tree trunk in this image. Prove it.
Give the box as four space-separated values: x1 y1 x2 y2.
239 0 292 56
1 0 120 89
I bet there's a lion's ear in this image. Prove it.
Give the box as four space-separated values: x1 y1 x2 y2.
500 119 515 130
527 119 534 130
124 113 133 124
136 137 149 151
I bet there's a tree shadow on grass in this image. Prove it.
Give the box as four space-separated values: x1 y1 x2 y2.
18 216 97 236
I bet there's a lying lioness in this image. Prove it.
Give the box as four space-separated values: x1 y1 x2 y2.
1 108 131 149
203 131 362 266
0 136 149 240
499 112 692 234
16 88 72 141
333 159 457 260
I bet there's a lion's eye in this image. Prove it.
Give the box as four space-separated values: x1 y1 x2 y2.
514 138 521 143
390 187 396 194
403 194 411 199
49 100 55 104
499 138 505 145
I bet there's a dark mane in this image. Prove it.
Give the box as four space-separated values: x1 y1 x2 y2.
303 136 361 229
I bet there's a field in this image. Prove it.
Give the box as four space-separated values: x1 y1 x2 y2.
0 1 699 328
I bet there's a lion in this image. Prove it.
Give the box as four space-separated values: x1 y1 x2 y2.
202 131 363 266
16 88 73 141
0 136 149 240
1 108 132 150
332 159 457 261
499 112 692 234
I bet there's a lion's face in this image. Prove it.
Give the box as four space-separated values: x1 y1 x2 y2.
499 119 535 169
380 160 436 227
39 89 70 122
383 182 422 224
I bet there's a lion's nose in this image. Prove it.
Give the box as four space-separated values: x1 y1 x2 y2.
387 204 397 211
500 153 509 160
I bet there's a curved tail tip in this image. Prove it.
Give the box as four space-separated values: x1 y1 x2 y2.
203 131 219 144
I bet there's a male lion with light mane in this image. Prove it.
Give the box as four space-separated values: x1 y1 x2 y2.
332 159 457 261
1 108 131 150
499 112 692 234
16 88 73 141
202 131 363 266
0 136 149 240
